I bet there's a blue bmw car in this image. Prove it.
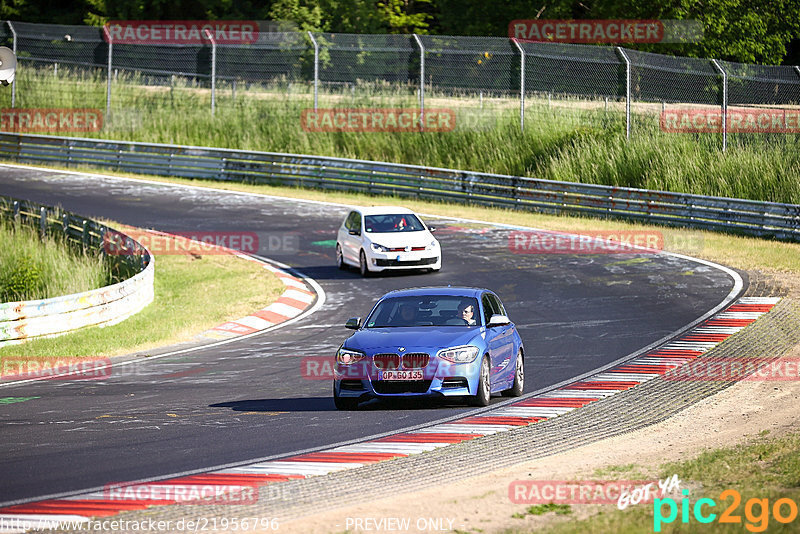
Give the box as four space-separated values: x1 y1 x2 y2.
333 287 524 410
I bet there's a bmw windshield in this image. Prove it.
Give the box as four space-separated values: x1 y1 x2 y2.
365 296 481 328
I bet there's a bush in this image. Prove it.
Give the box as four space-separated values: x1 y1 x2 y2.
0 220 112 302
0 255 44 301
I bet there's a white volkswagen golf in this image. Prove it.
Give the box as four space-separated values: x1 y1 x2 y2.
336 207 441 276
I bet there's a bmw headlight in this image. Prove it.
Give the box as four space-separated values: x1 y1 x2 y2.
371 243 389 252
437 345 479 363
336 348 365 365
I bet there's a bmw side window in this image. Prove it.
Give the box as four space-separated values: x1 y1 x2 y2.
489 294 506 316
481 295 494 325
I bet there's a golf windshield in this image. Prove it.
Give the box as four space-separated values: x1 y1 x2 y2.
364 214 425 233
365 296 481 328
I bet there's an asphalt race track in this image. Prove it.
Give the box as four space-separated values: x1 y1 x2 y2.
0 166 741 504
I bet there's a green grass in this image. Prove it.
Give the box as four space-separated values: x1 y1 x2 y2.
4 66 800 204
0 219 111 301
0 225 285 359
501 431 800 533
512 504 573 518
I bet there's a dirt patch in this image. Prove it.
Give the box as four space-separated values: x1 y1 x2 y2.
278 327 800 534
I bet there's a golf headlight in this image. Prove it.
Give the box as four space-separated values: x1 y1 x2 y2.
426 240 439 250
371 243 389 252
437 345 479 363
336 348 365 365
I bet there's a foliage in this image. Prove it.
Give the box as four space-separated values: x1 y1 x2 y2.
0 255 43 301
7 0 796 64
7 66 800 204
0 220 111 302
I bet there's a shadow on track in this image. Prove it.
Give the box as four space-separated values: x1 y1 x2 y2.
299 264 441 281
210 396 484 413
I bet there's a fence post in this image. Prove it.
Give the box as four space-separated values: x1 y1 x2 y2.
203 29 216 117
794 66 800 79
711 59 727 152
308 31 319 111
103 25 113 119
7 21 16 108
615 47 631 141
39 206 47 237
413 34 425 130
511 38 525 131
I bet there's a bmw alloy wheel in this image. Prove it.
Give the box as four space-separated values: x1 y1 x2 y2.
503 349 524 397
471 356 491 406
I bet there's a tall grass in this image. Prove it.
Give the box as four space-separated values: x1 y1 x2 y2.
3 66 799 204
0 219 112 302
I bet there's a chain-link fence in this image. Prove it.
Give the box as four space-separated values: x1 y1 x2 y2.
1 20 799 150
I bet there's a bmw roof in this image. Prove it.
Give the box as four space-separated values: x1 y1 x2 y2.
379 287 489 298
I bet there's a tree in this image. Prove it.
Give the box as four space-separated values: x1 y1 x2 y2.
268 0 430 34
83 0 275 25
2 0 88 24
582 0 800 64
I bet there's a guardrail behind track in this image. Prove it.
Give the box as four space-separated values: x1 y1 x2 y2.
1 132 798 241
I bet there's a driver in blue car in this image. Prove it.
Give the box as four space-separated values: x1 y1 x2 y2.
458 302 477 325
396 303 419 326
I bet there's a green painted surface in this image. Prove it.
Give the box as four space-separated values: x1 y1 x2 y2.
0 396 40 405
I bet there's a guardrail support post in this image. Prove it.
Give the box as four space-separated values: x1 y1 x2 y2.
615 47 631 141
794 66 800 79
203 29 216 117
7 21 17 108
39 206 47 237
511 38 525 131
413 34 425 131
308 31 319 111
711 59 728 152
103 25 113 119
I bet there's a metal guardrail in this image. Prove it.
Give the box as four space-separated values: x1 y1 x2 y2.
1 132 799 241
0 194 154 345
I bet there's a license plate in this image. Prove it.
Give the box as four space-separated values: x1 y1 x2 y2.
379 370 423 381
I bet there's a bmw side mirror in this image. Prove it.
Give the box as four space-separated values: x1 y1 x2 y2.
345 317 362 330
487 314 510 327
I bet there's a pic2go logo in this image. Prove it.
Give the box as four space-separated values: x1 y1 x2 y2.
654 489 799 532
